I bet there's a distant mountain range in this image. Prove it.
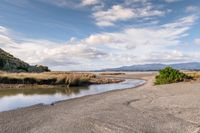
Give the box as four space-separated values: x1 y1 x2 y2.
0 48 50 72
99 62 200 72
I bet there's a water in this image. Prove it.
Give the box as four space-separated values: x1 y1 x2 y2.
0 79 145 112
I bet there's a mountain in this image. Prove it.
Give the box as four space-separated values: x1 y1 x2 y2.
0 48 50 72
99 62 200 72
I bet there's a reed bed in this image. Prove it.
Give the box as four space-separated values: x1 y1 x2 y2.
0 72 122 87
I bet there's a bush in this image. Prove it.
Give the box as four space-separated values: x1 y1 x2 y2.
17 66 29 72
0 58 5 68
155 67 192 85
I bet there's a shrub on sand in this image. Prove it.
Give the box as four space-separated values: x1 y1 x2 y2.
155 67 192 85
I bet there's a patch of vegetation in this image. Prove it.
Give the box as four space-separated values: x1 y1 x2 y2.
0 58 6 69
17 66 29 72
0 72 123 87
155 67 192 85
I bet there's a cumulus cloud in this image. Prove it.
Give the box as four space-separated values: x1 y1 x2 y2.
83 34 114 45
93 4 165 27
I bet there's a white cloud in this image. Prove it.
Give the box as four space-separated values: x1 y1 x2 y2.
186 6 199 13
89 15 198 49
93 5 165 27
84 34 114 45
38 0 101 8
0 35 14 45
81 0 100 6
0 26 8 33
93 5 134 27
0 26 16 46
194 38 200 45
162 15 198 29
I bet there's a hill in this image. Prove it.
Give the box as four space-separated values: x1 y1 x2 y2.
99 62 200 72
0 48 50 72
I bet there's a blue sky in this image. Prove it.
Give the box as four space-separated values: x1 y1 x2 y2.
0 0 200 70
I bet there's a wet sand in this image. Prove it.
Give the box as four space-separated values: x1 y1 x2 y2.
1 72 200 133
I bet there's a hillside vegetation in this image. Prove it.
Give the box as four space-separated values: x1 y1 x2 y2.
0 48 49 72
155 67 192 85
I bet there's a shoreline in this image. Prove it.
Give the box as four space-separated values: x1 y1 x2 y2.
1 72 200 133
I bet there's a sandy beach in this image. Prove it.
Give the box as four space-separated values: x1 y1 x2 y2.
1 72 200 133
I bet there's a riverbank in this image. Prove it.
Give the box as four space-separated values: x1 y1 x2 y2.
1 72 200 133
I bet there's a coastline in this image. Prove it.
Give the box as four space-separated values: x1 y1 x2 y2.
1 72 200 133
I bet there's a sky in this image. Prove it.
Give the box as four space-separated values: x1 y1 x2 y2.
0 0 200 71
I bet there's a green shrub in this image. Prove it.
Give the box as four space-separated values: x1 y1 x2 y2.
0 58 5 68
155 67 192 85
17 66 29 72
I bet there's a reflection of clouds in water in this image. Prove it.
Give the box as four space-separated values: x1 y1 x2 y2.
0 94 66 112
0 79 145 112
0 86 90 98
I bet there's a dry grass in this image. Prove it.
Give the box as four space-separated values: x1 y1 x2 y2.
187 72 200 79
0 72 123 86
99 72 126 75
0 72 95 86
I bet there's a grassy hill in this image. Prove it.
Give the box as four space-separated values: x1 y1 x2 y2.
0 48 50 72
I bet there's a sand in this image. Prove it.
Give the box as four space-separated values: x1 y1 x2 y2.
1 72 200 133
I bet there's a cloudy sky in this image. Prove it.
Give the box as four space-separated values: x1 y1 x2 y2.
0 0 200 70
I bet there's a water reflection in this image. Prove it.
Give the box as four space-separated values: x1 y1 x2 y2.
0 79 145 112
0 87 89 97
